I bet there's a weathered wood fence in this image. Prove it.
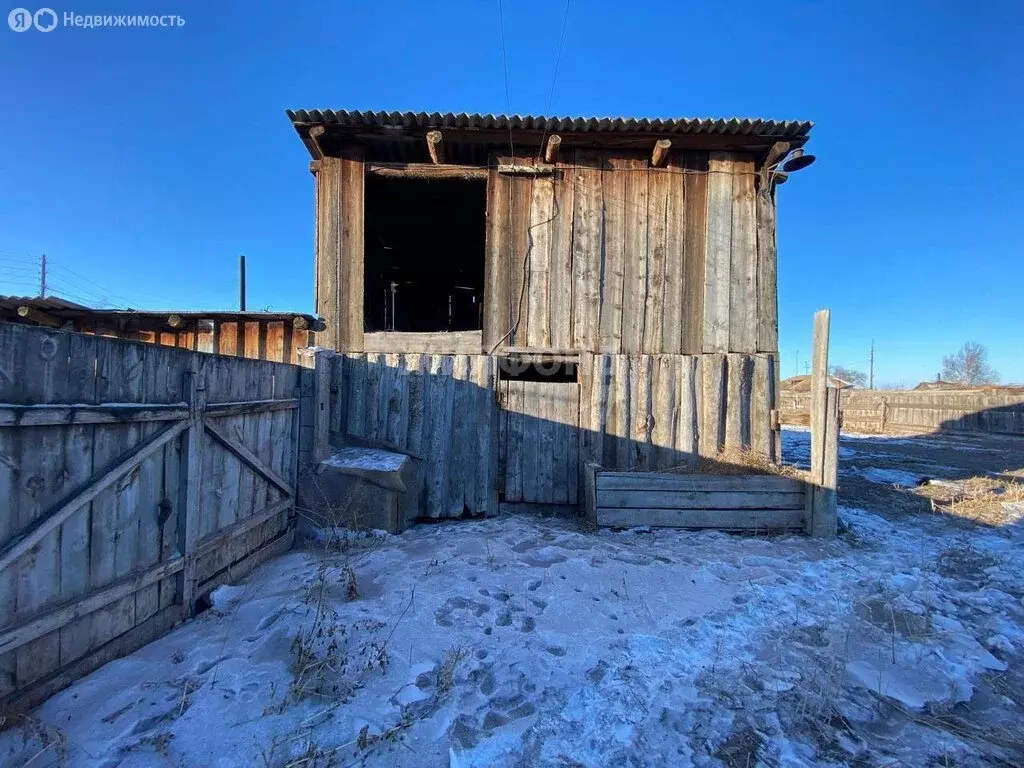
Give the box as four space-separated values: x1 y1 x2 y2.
0 322 302 709
581 311 839 537
780 388 1024 435
315 351 780 517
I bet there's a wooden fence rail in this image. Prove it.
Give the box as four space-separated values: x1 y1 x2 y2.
0 322 304 709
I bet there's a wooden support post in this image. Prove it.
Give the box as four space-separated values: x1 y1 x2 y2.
651 139 671 167
177 366 206 616
806 309 838 537
308 125 326 159
16 305 61 328
298 348 334 469
544 134 562 164
426 130 444 164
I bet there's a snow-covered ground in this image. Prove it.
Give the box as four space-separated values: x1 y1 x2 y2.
4 430 1024 767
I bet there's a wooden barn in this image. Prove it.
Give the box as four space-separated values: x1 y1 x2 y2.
0 296 324 364
288 109 816 518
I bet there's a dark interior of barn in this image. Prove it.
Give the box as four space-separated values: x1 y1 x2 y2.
363 175 486 333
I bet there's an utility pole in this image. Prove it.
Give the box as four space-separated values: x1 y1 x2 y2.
869 339 875 390
39 254 47 298
239 254 246 311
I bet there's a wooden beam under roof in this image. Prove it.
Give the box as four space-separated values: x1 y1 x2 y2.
426 130 444 164
651 139 672 167
544 134 562 164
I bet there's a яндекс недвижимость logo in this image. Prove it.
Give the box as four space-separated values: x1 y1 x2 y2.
8 7 57 31
8 8 184 31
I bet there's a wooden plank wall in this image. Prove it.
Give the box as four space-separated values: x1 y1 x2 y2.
139 320 312 364
482 149 774 357
315 150 366 352
330 353 498 518
578 353 779 475
780 389 1024 436
591 472 807 531
0 323 300 708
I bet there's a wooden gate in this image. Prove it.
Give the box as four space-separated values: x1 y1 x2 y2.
0 323 301 708
498 370 580 506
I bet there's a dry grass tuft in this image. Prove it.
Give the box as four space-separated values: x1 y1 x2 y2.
660 447 805 479
916 477 1024 526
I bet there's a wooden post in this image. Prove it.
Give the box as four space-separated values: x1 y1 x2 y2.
806 309 838 537
298 348 334 469
239 255 247 311
177 366 206 617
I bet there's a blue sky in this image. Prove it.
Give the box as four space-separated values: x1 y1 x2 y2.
1 1 1021 385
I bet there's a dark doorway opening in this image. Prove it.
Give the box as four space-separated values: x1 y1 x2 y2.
364 175 486 333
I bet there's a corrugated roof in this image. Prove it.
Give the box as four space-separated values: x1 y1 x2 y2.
287 109 813 138
0 296 323 329
0 295 90 311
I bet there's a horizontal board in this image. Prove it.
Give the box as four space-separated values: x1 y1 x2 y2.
596 472 804 493
597 489 806 510
596 507 804 530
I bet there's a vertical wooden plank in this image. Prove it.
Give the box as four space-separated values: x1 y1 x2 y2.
729 155 758 353
703 152 733 353
521 381 543 503
178 366 205 617
363 353 383 441
218 322 237 356
550 160 575 350
631 355 654 471
564 376 579 505
678 355 699 463
243 322 260 361
645 164 671 353
505 378 524 503
508 171 533 348
346 353 367 438
571 150 603 351
526 175 554 349
611 355 632 469
315 160 340 351
449 355 473 515
341 148 366 352
650 356 676 469
385 354 409 450
483 156 511 352
751 355 773 460
266 322 285 363
472 356 497 515
425 356 455 517
756 180 779 353
699 353 727 457
620 156 649 354
599 156 627 353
